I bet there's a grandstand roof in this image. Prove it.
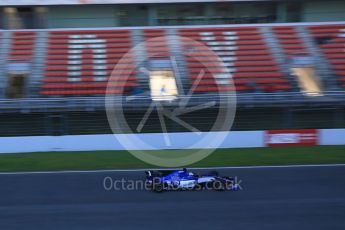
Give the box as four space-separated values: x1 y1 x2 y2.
0 0 312 6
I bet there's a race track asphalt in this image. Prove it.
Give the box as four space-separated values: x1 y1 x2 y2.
0 165 344 230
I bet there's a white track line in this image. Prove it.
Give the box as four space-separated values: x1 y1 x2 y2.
0 164 345 175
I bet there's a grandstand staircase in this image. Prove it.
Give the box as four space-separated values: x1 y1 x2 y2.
0 31 11 98
260 27 287 71
261 27 299 92
28 31 49 97
166 28 190 95
131 29 151 94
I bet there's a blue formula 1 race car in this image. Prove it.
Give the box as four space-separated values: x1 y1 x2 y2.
145 168 241 192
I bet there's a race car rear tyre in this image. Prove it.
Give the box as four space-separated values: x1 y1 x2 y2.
153 184 163 192
211 179 226 191
192 183 203 191
152 177 164 193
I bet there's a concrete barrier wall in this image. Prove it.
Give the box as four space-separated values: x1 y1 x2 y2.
0 129 343 154
319 129 345 146
0 131 264 153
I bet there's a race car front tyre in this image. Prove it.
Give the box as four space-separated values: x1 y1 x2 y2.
210 179 230 191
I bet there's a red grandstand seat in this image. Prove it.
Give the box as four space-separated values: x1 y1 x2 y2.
8 32 36 62
272 26 308 55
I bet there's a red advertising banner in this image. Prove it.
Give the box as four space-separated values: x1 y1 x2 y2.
265 129 319 147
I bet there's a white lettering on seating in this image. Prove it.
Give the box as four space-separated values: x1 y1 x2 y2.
69 45 84 49
226 68 236 73
68 35 108 78
223 31 237 36
68 66 81 71
200 36 216 41
69 35 82 39
69 35 96 39
214 75 231 85
69 71 81 76
200 32 213 36
212 47 237 51
224 36 238 40
93 54 107 59
196 31 238 79
93 60 107 64
68 44 106 49
207 41 220 46
89 44 106 48
217 79 229 85
221 57 237 61
215 73 231 78
69 39 105 44
69 50 82 54
68 78 81 82
94 66 107 70
207 41 236 46
68 55 82 59
68 60 82 65
223 62 235 67
94 71 107 75
94 77 107 81
93 49 106 53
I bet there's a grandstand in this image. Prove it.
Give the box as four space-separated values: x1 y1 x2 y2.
4 24 342 96
0 0 344 136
